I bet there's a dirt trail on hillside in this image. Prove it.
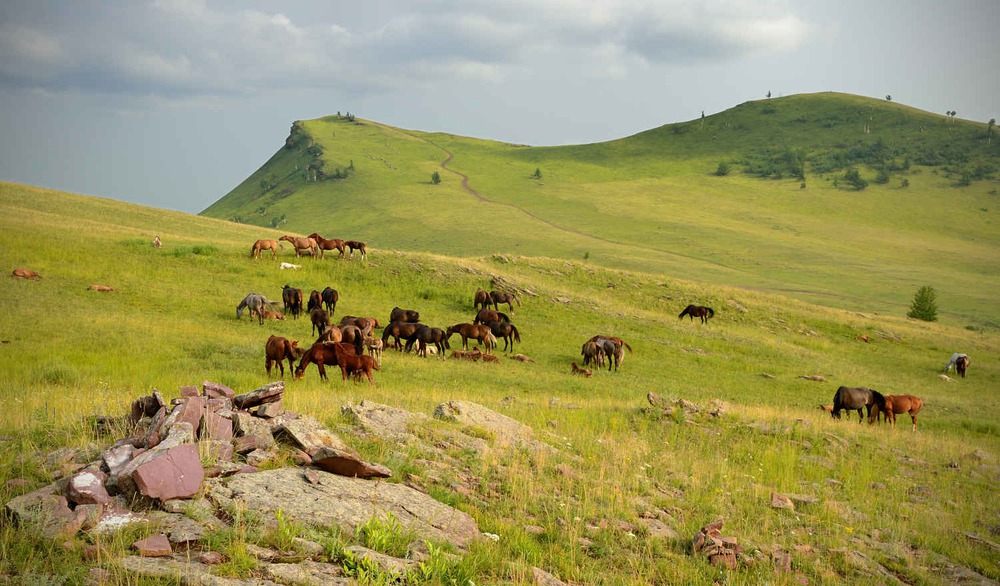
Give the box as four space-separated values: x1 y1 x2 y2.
424 140 739 273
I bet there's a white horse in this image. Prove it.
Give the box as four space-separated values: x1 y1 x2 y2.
944 353 969 372
279 262 301 270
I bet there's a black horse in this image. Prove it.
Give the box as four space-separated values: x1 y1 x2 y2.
487 320 521 353
389 306 420 323
381 320 424 350
832 386 886 423
321 287 339 315
679 304 715 324
404 325 450 358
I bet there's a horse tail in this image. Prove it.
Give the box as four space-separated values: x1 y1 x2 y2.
512 325 521 343
622 341 633 354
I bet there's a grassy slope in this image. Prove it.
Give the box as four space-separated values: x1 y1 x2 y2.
2 182 999 584
203 93 1000 327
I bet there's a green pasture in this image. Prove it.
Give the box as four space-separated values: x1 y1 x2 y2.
1 182 998 584
203 93 1000 327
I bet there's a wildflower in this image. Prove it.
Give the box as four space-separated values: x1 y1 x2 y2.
482 532 500 542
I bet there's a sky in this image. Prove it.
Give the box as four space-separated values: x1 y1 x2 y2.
1 0 998 214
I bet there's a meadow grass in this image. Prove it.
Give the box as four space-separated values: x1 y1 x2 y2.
1 182 998 584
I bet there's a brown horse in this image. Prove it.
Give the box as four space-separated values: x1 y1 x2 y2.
571 362 593 377
294 342 356 381
486 320 521 353
474 308 509 325
345 240 367 259
404 326 451 358
474 289 491 311
282 285 304 320
307 290 322 313
250 239 281 260
956 356 971 378
321 287 339 315
679 304 715 324
310 307 330 336
446 323 495 352
831 386 885 424
265 335 303 377
339 316 380 338
333 343 379 384
882 395 924 431
11 268 41 280
262 309 285 320
389 306 420 323
279 235 318 257
581 340 605 368
308 233 347 258
381 321 424 350
489 290 521 313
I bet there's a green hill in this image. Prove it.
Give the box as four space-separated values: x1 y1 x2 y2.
2 181 998 584
202 93 1000 327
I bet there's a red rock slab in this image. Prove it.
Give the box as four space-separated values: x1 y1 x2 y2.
133 534 172 557
310 446 391 479
133 444 205 501
203 381 235 400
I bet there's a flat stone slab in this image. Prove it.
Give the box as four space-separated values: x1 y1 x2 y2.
207 467 480 549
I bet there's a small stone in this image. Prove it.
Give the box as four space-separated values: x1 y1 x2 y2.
133 534 172 557
199 551 226 565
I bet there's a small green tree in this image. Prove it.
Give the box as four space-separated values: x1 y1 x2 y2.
532 168 542 180
907 285 938 321
431 171 441 185
714 162 730 176
843 168 868 191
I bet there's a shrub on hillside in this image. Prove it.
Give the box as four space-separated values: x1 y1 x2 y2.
907 285 938 322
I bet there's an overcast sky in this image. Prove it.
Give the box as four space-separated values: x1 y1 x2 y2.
1 0 997 214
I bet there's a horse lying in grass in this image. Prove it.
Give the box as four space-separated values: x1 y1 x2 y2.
11 268 41 280
571 362 592 377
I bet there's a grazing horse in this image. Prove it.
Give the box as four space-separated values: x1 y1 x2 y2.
11 268 41 280
340 316 380 338
265 335 303 377
581 340 605 368
282 285 304 320
831 386 885 424
381 321 424 350
365 337 384 368
319 287 339 315
487 320 521 353
389 307 420 324
237 293 268 325
474 289 491 311
882 395 924 431
594 338 624 372
588 335 633 354
345 240 367 259
489 291 521 313
679 304 715 324
944 353 971 378
279 235 318 258
474 308 510 325
310 307 330 336
332 343 379 384
404 326 450 358
251 239 281 260
294 342 356 381
446 323 495 352
308 233 347 258
307 290 322 313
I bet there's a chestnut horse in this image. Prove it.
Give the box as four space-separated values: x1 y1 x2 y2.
308 233 347 258
307 290 322 313
265 335 303 377
333 343 379 384
11 268 42 280
474 289 491 311
339 316 380 338
679 304 715 324
882 395 924 431
294 342 356 381
446 323 496 352
474 308 509 325
251 239 281 260
279 235 318 257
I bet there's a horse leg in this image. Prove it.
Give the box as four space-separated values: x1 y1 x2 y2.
910 412 917 432
266 358 273 376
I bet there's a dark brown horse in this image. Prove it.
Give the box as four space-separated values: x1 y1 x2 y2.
265 335 303 377
881 395 924 431
831 386 885 423
956 356 970 378
389 307 420 323
333 343 378 384
489 290 521 313
321 287 339 315
404 325 450 358
310 307 330 336
281 285 304 320
474 289 491 311
474 308 510 325
486 320 521 353
250 239 281 260
381 320 424 350
345 240 367 259
588 335 633 354
679 304 715 324
294 342 356 381
446 323 496 352
581 340 605 368
308 233 347 258
307 290 322 313
279 235 318 257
